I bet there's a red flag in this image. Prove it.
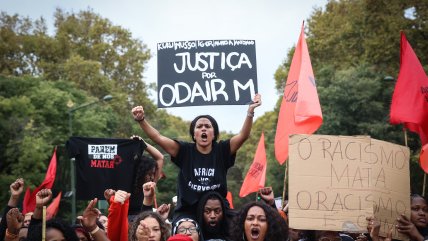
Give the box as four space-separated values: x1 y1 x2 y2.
46 192 62 219
23 147 58 213
226 191 234 209
420 144 428 173
239 132 267 197
274 23 323 164
390 32 428 145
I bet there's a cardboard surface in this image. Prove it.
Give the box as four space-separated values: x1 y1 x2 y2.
288 135 410 240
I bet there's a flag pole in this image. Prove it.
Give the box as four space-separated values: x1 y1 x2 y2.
42 206 46 241
281 160 288 209
406 128 428 196
423 173 426 196
403 128 427 195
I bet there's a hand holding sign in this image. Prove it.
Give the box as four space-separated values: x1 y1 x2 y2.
157 39 258 107
396 214 424 241
248 93 262 113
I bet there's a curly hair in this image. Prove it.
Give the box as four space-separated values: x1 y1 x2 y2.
189 115 219 142
230 201 288 241
129 211 170 241
27 218 79 241
133 155 158 192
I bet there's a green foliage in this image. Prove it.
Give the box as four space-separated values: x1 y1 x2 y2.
0 9 164 217
0 8 156 136
315 65 398 139
0 75 113 208
305 0 428 74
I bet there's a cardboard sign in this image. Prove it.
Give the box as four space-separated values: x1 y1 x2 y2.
288 135 410 240
370 139 410 240
157 40 257 107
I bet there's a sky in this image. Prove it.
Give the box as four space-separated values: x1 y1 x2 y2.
2 0 327 133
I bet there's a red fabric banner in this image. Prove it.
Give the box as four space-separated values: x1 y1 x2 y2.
226 191 234 209
239 132 267 197
274 23 323 164
46 192 62 219
390 32 428 146
23 147 57 214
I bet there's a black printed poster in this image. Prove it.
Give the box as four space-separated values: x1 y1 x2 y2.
157 40 258 107
66 137 146 200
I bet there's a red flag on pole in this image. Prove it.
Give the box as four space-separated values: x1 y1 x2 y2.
390 32 428 146
226 191 234 209
46 192 62 219
239 132 267 197
23 147 58 214
274 23 323 164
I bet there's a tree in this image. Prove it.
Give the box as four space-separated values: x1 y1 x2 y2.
0 9 156 137
306 0 428 74
0 75 114 207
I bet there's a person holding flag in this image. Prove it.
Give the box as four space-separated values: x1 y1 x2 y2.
131 93 261 221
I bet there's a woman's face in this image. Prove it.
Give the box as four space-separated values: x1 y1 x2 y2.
46 228 65 241
411 196 428 228
99 215 108 233
193 118 215 147
244 206 267 241
143 217 162 241
177 221 199 241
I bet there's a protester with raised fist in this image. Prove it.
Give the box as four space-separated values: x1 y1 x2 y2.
0 178 25 240
132 94 262 221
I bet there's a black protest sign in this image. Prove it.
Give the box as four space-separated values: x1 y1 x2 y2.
157 40 258 107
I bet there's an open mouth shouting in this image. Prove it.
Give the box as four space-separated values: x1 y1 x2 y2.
201 133 208 142
208 220 217 227
250 227 260 240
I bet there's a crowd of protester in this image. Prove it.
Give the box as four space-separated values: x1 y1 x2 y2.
3 177 428 241
2 96 428 241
